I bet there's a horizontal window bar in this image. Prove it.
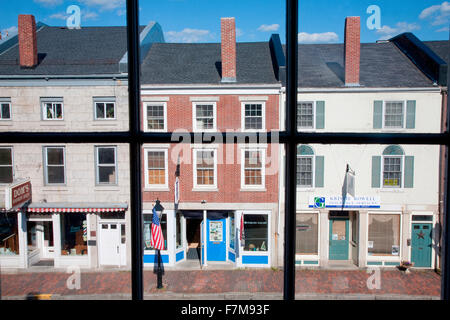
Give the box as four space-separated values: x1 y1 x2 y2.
0 131 448 145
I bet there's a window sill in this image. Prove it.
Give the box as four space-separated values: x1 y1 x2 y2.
240 187 266 192
144 187 170 192
297 187 315 192
40 122 66 127
192 187 219 192
94 186 121 191
379 188 405 193
42 187 69 192
92 121 118 126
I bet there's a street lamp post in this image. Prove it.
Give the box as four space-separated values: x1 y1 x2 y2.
154 199 164 289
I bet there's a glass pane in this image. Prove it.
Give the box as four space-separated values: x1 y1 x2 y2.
96 103 105 119
60 214 87 256
1 103 11 119
98 148 115 165
0 148 12 165
243 214 268 251
47 166 65 184
98 166 116 184
47 148 64 165
1 213 19 255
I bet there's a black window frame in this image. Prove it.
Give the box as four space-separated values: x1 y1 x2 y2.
0 0 449 301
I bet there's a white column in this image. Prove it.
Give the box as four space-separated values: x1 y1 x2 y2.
203 209 207 266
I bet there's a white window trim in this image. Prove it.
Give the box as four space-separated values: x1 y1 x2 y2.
42 101 64 121
95 146 118 185
295 210 320 260
297 101 315 131
144 102 167 133
382 100 406 130
366 211 403 262
144 147 169 190
192 102 217 132
193 148 217 190
240 148 266 190
0 146 13 185
241 101 266 132
44 146 66 185
381 154 405 189
0 102 12 121
94 101 116 121
297 155 315 189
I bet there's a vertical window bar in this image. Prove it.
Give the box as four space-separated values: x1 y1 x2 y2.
126 0 143 301
284 0 298 301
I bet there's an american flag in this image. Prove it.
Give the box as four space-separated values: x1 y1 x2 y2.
151 206 165 250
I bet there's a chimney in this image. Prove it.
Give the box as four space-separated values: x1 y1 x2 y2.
18 14 38 68
221 17 236 82
344 16 360 86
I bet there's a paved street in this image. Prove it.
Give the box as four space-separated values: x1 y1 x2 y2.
0 267 441 300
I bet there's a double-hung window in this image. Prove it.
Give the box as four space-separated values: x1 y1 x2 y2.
297 156 313 187
41 98 64 121
44 146 65 185
372 145 414 189
383 156 402 188
242 102 265 131
193 102 216 131
384 101 404 128
193 149 217 189
241 148 265 189
144 148 168 189
0 98 11 120
145 103 167 132
373 100 416 129
297 102 314 129
95 146 117 185
0 147 13 184
297 145 324 188
94 97 116 120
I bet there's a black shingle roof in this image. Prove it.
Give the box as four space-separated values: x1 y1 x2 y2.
140 42 279 85
285 41 443 88
0 26 140 76
423 40 449 64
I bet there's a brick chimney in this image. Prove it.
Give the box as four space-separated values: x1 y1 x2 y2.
344 16 360 86
18 14 38 68
221 17 236 82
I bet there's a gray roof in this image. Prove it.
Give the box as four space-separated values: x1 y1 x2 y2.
291 41 442 88
0 25 137 76
423 40 449 64
140 42 278 85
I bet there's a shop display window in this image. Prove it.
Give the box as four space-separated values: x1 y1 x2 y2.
243 214 268 252
368 214 401 256
143 213 167 250
296 213 318 255
0 213 19 255
60 214 88 256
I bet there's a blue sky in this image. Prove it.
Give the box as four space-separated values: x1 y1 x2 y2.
0 0 449 44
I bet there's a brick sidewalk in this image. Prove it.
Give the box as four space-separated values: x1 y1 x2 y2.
0 269 441 299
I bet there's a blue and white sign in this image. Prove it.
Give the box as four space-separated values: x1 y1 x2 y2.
309 196 380 208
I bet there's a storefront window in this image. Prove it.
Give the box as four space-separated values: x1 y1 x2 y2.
176 212 182 249
60 214 88 256
229 214 235 250
143 213 167 250
243 214 268 252
296 213 318 255
27 221 37 252
368 214 400 257
0 212 19 255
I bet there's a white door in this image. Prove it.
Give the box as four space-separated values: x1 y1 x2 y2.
41 221 55 259
99 223 122 266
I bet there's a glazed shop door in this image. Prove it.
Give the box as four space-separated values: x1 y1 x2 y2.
41 221 55 259
411 223 432 268
329 219 349 260
207 218 226 262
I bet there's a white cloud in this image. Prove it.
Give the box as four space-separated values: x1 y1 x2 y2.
436 26 450 32
376 22 421 40
0 26 18 44
165 28 213 43
236 28 244 38
419 1 450 26
298 32 338 43
34 0 63 6
77 0 125 11
257 24 280 32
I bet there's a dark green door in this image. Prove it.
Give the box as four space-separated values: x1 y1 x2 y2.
411 223 432 268
329 219 349 260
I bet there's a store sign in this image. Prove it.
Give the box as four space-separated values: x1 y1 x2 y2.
309 196 380 209
5 179 32 210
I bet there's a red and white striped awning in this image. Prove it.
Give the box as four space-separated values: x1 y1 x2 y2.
26 207 126 214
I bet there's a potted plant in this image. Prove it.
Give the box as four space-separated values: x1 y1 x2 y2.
398 260 414 273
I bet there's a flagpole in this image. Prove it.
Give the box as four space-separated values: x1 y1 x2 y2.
157 249 163 289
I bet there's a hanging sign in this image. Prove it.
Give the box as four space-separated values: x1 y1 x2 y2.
5 179 32 210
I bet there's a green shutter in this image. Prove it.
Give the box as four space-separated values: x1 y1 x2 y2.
315 101 325 129
373 101 383 129
404 156 414 188
315 156 324 188
406 100 416 129
371 156 381 188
